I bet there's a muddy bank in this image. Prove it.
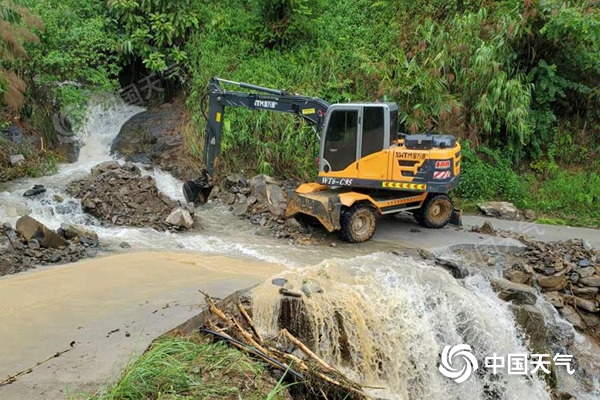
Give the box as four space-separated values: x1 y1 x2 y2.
0 251 283 400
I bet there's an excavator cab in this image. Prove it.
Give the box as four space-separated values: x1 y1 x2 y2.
319 103 397 180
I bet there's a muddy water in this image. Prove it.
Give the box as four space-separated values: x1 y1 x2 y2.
252 254 600 400
0 252 282 399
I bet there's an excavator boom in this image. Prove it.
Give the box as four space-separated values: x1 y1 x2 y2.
183 78 330 204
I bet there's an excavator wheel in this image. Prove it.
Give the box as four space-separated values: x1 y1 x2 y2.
418 194 454 229
339 203 377 243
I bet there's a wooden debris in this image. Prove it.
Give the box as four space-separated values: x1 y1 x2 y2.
0 347 74 387
200 291 373 400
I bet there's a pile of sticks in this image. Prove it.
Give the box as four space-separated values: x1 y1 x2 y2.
200 291 374 400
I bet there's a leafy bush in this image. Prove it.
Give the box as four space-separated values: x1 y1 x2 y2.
454 142 528 207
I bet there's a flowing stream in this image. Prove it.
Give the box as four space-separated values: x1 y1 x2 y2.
0 101 599 399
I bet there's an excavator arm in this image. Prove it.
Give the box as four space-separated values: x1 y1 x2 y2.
183 77 330 204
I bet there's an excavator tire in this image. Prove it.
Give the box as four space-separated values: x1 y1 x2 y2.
339 203 377 243
418 194 454 229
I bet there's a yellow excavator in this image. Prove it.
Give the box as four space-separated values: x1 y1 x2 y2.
183 78 462 243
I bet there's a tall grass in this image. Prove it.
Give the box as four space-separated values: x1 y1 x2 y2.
78 336 290 400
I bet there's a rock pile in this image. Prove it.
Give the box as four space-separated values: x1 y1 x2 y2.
212 173 314 242
501 237 600 341
477 201 536 221
0 216 100 276
68 161 195 231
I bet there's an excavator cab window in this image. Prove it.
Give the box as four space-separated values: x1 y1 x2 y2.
323 108 359 172
361 107 385 157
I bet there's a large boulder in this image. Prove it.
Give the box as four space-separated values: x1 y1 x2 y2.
477 201 520 220
491 277 537 305
91 160 120 175
266 184 288 217
110 102 189 179
58 223 99 245
509 304 548 352
165 207 194 229
16 215 68 249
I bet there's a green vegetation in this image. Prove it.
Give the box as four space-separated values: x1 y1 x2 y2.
77 335 289 400
1 0 599 224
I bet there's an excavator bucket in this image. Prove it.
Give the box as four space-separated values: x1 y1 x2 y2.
183 170 214 205
449 208 463 227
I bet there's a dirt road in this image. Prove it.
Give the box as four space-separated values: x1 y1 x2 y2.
0 252 282 400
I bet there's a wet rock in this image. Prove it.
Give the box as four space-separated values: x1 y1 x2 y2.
578 266 596 278
209 185 220 200
561 294 599 313
272 278 287 287
53 194 64 203
28 239 41 250
509 304 548 352
523 209 536 221
491 277 537 305
247 196 257 205
59 223 99 244
16 215 68 249
91 161 120 175
278 296 315 347
23 184 47 197
279 288 303 298
10 154 25 166
571 286 599 299
580 310 600 328
568 272 580 284
225 173 247 189
110 102 188 179
285 218 301 229
266 184 287 217
236 193 247 204
578 259 591 268
504 268 532 285
165 207 194 230
580 276 600 287
537 274 568 291
559 305 585 329
232 203 249 217
301 282 323 297
480 220 495 235
434 258 469 279
477 201 520 220
223 193 236 205
544 291 564 308
0 237 14 254
119 241 132 249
